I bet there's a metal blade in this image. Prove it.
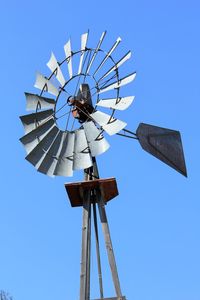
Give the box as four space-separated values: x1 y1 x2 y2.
37 130 64 176
25 126 59 170
136 123 187 177
96 96 135 111
73 129 93 170
98 72 136 94
64 39 73 79
83 121 110 156
86 31 107 75
93 37 121 76
78 32 89 75
47 52 66 86
90 111 127 135
98 51 131 82
19 118 55 154
20 109 54 134
34 72 59 96
25 92 55 111
54 132 75 177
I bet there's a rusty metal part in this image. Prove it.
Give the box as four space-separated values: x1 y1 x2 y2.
65 177 118 207
136 123 187 177
68 83 94 123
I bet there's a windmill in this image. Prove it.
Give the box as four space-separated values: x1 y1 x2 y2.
19 31 187 300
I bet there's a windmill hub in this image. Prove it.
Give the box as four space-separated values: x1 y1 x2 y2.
67 83 94 123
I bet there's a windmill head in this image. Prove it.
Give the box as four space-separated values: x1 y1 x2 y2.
136 123 187 177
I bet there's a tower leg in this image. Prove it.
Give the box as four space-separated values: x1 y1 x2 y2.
93 202 104 298
97 190 122 298
80 189 91 300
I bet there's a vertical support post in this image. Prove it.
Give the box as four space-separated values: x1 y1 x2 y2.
79 189 91 300
93 202 104 298
97 189 122 298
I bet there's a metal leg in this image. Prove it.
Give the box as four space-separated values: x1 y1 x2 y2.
97 190 122 298
80 189 91 300
93 202 104 298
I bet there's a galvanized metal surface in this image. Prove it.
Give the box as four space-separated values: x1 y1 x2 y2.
34 72 59 96
37 131 64 176
78 32 89 75
136 123 187 177
64 39 73 78
20 117 55 154
54 132 74 177
83 121 110 157
25 126 59 169
73 129 93 170
98 51 131 82
47 52 66 86
90 111 127 136
93 37 121 76
86 31 107 75
25 93 55 111
96 96 135 111
98 72 136 94
20 109 54 134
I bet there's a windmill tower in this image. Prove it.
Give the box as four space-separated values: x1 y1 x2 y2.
20 31 187 300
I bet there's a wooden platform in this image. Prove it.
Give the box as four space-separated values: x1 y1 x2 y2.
65 177 118 207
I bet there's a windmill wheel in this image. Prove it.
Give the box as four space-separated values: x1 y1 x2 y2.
20 31 136 177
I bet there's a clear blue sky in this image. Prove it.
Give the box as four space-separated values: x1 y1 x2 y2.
0 1 199 300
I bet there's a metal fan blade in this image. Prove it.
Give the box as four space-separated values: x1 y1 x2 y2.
54 132 75 177
98 51 131 82
96 96 135 111
20 118 55 154
136 123 187 177
47 52 66 86
93 37 121 76
34 72 59 96
37 130 64 176
90 111 127 135
73 129 93 170
86 31 107 75
20 109 54 134
64 39 73 79
83 121 110 156
25 92 55 111
98 72 136 94
25 126 59 170
78 32 89 75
